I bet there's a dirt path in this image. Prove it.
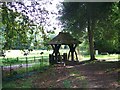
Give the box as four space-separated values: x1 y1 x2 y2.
32 61 120 88
75 64 119 88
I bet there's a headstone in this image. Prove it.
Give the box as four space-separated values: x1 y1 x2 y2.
95 50 98 55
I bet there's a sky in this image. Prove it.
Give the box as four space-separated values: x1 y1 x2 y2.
22 0 64 35
6 0 63 35
18 0 64 45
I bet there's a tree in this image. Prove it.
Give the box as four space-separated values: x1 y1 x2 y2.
0 1 57 50
59 2 113 60
1 2 33 49
94 2 119 54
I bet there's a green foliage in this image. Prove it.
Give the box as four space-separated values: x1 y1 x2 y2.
94 2 119 53
60 2 114 60
63 80 71 88
60 2 113 37
60 2 119 54
0 1 56 50
1 2 33 50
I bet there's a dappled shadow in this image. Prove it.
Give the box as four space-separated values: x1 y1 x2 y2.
3 60 119 88
32 64 88 88
74 61 120 88
64 60 92 66
32 60 120 88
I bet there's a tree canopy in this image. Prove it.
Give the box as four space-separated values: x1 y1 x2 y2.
59 2 118 60
94 2 119 54
0 1 58 50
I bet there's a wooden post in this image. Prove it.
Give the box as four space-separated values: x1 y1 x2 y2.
63 53 67 62
49 54 54 65
68 51 70 60
51 44 61 64
71 50 74 61
75 51 78 61
68 44 78 61
68 44 74 61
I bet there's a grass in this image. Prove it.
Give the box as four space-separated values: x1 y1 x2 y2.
0 56 49 66
63 80 71 88
2 65 50 88
3 78 32 88
1 51 119 88
0 51 119 66
83 54 118 59
2 60 49 78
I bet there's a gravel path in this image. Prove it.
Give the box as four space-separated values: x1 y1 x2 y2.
2 63 39 71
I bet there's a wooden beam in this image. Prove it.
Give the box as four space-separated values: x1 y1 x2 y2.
68 44 78 61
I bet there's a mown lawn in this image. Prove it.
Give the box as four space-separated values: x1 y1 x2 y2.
1 54 118 65
83 54 119 60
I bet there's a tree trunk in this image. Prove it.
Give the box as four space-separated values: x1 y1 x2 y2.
88 17 96 60
86 3 97 61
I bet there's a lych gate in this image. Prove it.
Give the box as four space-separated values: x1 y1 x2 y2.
48 32 81 65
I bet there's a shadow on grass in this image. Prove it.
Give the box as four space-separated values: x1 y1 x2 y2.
2 65 50 82
3 59 120 88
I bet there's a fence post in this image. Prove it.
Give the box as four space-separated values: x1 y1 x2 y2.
33 56 36 70
0 66 3 89
26 57 28 73
7 58 12 76
17 57 19 62
39 58 41 68
1 66 3 79
41 56 43 66
10 63 12 76
34 56 35 63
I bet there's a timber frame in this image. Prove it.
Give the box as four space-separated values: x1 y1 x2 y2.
48 32 81 64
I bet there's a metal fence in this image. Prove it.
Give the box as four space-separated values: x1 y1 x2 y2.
1 56 49 79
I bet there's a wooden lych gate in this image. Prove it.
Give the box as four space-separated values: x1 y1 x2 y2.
48 32 81 65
